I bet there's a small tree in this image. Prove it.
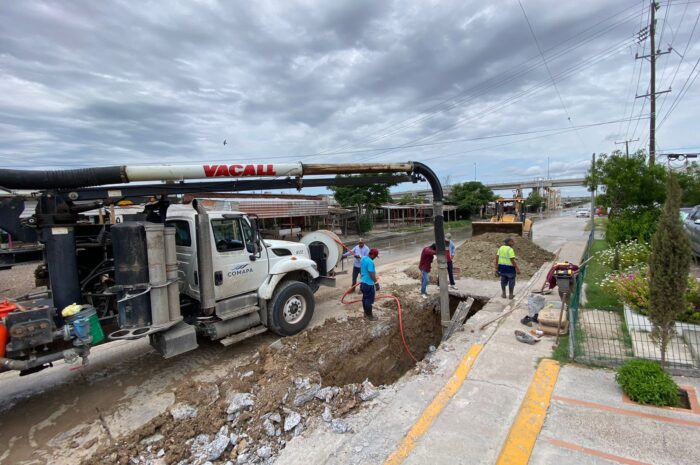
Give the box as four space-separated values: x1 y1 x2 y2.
328 174 396 232
525 191 545 211
648 174 692 367
449 181 495 217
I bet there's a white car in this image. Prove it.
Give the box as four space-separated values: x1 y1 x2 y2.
576 209 590 218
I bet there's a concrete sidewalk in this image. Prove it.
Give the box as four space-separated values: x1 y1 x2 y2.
532 366 700 465
275 215 590 465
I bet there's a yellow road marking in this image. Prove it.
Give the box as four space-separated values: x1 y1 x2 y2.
495 359 561 465
383 343 483 465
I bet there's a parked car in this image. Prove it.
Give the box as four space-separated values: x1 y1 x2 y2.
576 209 590 218
683 206 700 256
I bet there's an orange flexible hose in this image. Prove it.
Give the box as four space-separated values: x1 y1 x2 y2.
338 273 418 364
333 236 418 362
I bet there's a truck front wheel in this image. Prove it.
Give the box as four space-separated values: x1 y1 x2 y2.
268 281 315 336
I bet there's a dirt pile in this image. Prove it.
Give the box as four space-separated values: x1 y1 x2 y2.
86 286 441 465
405 233 554 282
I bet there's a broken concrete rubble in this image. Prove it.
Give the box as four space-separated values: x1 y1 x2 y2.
293 383 321 406
359 380 379 401
283 410 302 432
226 393 256 414
170 403 198 421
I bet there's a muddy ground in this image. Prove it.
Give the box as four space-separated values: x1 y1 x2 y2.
87 286 443 465
405 232 555 283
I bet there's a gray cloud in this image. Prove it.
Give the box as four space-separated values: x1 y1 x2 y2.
0 0 698 193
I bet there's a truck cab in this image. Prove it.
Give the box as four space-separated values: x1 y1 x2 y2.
164 207 323 338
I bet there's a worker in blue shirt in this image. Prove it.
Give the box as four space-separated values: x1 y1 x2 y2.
446 233 457 289
343 238 370 290
359 248 380 321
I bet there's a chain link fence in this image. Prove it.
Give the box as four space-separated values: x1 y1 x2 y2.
568 232 700 377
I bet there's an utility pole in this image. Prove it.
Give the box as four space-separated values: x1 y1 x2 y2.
614 138 639 158
590 153 596 235
473 163 477 181
635 1 671 166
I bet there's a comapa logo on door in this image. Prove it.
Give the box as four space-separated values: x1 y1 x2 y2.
228 263 253 277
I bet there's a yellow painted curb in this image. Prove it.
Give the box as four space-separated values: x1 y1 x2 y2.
383 343 483 465
495 359 561 465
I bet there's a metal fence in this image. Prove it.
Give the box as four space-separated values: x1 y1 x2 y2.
569 232 700 377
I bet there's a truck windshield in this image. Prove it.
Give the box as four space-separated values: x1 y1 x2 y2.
211 218 245 252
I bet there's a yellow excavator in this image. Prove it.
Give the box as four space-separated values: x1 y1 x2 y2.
471 197 533 238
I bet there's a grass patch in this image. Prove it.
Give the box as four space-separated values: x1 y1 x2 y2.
551 325 586 364
584 217 608 231
583 240 622 311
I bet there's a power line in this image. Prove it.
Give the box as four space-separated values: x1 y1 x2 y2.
658 54 700 127
353 37 636 163
309 2 645 157
517 0 589 154
658 10 699 116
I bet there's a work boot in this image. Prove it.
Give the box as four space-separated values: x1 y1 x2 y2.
509 293 514 300
365 314 378 321
520 316 532 327
501 291 507 299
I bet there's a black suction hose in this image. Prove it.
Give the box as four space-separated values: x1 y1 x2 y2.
0 166 126 190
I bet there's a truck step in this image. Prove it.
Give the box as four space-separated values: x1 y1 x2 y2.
217 304 260 321
219 325 268 347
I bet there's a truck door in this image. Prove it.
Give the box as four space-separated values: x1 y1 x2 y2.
165 219 198 298
210 216 268 300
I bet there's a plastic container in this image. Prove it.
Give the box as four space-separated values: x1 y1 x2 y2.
64 305 105 345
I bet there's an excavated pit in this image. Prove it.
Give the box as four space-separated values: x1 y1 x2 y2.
87 289 490 465
321 292 489 386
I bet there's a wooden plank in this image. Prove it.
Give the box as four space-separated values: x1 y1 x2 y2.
442 297 474 342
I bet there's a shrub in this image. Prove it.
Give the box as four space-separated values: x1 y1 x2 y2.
601 266 700 324
616 359 680 407
606 208 661 244
596 240 650 272
357 215 373 234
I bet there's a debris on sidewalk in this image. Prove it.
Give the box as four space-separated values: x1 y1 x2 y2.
515 329 541 345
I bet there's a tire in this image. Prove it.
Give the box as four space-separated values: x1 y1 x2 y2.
268 281 315 336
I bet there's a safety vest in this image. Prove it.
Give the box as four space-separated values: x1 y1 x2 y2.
497 245 515 266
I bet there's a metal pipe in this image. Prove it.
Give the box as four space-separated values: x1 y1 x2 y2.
412 162 450 327
302 163 413 175
0 346 87 370
43 226 81 316
163 227 181 322
194 201 216 316
144 223 169 326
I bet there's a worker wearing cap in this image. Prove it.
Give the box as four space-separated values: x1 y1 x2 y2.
343 239 370 291
495 237 520 299
359 248 380 321
446 233 457 289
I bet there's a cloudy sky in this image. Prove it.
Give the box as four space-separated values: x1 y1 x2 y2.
1 0 698 194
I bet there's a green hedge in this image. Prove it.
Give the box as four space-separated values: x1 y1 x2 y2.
616 359 680 407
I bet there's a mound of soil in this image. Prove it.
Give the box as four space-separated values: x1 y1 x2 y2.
86 286 441 465
405 233 554 283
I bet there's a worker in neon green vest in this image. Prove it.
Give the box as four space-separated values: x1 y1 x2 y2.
494 237 520 299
